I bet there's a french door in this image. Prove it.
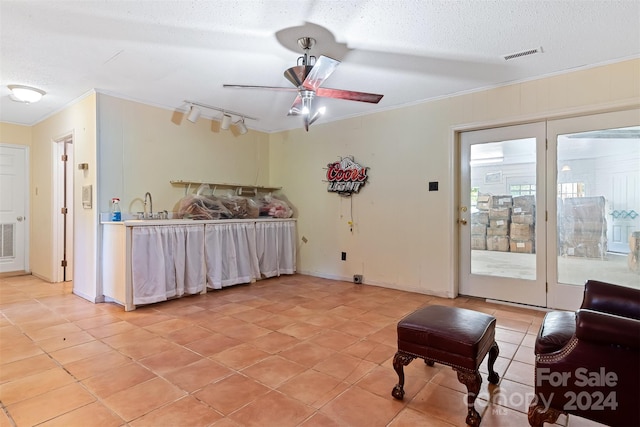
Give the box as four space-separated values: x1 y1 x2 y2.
459 109 640 309
459 123 547 307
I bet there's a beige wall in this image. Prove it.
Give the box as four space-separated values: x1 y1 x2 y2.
97 94 270 216
269 59 640 297
0 122 32 146
3 59 638 304
31 93 97 303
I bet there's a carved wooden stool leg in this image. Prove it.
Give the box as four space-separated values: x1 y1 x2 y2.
528 399 563 427
391 351 415 400
455 368 482 427
487 341 500 384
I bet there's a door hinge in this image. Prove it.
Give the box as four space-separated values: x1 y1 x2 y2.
61 207 68 214
61 260 68 267
545 211 548 221
545 282 548 292
545 138 548 150
61 154 68 162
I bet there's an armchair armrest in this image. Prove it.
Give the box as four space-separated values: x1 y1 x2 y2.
580 280 640 320
576 309 640 349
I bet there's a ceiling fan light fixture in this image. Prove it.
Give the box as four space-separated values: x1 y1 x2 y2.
8 84 45 103
187 105 201 122
221 113 232 130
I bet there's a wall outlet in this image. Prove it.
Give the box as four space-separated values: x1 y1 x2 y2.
341 252 347 261
353 274 363 284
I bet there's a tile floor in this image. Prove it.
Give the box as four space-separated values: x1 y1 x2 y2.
0 274 607 427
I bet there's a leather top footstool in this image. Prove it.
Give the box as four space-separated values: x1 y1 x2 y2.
391 305 500 426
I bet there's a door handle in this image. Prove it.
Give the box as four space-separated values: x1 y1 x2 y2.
17 216 24 222
458 219 468 225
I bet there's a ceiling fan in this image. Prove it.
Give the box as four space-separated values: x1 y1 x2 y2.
224 37 384 131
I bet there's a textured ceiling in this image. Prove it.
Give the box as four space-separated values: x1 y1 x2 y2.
1 0 639 133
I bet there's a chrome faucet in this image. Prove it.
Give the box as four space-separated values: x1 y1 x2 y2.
144 192 153 219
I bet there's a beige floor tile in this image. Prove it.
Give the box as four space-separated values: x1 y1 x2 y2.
36 330 96 352
129 395 222 427
513 344 536 365
49 340 112 365
102 377 186 422
320 385 404 427
504 360 535 387
0 367 75 405
0 340 44 364
139 346 202 374
242 355 306 388
229 390 315 427
309 330 360 351
82 362 156 399
194 373 270 415
64 348 131 379
389 407 457 426
162 358 233 392
6 382 95 426
248 330 300 353
24 321 82 341
277 369 344 406
408 382 486 426
0 353 58 384
495 327 526 345
211 342 271 370
117 335 175 360
38 401 124 427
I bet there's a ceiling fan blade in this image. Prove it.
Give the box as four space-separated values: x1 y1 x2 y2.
223 84 298 92
302 55 340 91
287 95 302 116
316 87 383 103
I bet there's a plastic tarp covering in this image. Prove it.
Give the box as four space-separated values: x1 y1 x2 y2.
131 225 205 305
204 222 260 289
255 220 296 277
559 196 607 258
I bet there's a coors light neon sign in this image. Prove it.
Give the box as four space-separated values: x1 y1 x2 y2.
325 156 369 195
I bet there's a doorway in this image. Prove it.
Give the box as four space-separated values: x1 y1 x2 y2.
459 109 640 309
53 136 73 282
0 144 29 274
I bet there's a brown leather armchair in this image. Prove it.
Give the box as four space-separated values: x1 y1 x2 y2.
528 280 640 427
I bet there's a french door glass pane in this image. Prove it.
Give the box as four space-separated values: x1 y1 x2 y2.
470 138 537 280
556 126 640 287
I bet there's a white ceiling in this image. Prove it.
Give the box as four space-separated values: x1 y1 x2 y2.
1 0 639 133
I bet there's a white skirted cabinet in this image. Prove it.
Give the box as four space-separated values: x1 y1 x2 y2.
101 219 296 311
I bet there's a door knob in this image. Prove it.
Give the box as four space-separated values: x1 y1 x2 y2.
17 216 24 222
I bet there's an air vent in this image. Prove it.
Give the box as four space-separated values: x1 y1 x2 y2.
502 47 543 61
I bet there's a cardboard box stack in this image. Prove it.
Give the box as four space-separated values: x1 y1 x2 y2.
510 195 536 253
472 194 536 253
559 196 607 258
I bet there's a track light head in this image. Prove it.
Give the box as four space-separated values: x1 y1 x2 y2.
235 118 248 135
221 113 232 130
187 105 201 122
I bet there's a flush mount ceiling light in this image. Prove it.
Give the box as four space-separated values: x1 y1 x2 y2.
183 100 257 135
8 84 46 103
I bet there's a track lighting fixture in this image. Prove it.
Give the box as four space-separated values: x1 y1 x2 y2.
182 100 256 135
8 84 46 103
220 113 232 130
187 105 201 122
235 118 248 135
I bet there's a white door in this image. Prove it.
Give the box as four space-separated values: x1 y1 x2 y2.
459 122 547 307
0 144 29 273
547 109 640 310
